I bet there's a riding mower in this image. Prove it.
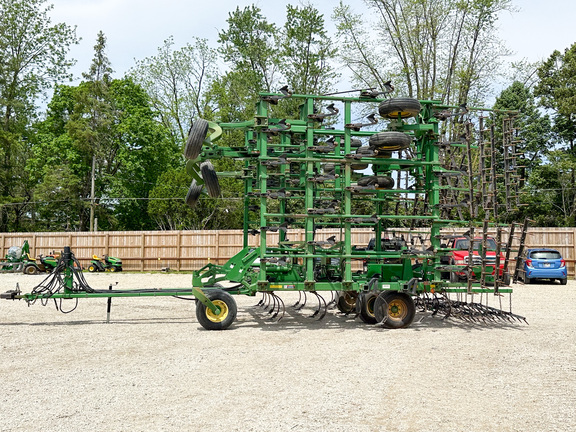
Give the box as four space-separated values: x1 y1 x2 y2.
1 240 34 273
23 252 60 275
88 254 123 272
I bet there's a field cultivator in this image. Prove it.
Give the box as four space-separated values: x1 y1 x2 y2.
2 87 528 329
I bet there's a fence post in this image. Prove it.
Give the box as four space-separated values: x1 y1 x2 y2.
141 233 145 271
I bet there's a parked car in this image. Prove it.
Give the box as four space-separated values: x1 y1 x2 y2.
518 248 567 285
444 236 509 284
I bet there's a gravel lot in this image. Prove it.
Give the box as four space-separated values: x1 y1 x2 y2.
1 272 575 432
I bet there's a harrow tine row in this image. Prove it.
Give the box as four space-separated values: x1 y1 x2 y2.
416 293 527 324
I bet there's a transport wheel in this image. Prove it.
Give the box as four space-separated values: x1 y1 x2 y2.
368 131 412 151
560 278 567 285
184 119 209 160
23 265 39 275
358 292 377 324
336 291 357 313
200 161 221 198
378 98 422 119
374 291 416 329
88 265 97 272
196 289 237 330
185 180 203 208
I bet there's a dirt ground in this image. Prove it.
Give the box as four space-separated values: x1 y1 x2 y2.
1 272 575 432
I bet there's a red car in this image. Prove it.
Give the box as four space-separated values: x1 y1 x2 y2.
445 237 509 284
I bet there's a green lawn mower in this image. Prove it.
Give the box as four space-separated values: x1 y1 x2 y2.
88 254 123 272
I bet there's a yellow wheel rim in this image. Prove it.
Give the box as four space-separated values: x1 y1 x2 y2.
388 298 408 321
342 292 356 309
205 299 229 323
366 295 376 318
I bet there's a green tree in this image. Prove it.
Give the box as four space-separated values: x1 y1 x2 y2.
280 4 338 95
333 0 513 104
534 43 576 153
0 0 78 231
130 37 218 146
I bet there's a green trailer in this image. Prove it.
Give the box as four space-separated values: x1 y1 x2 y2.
1 88 527 329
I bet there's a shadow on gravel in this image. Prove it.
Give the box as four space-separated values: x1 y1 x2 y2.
239 306 527 332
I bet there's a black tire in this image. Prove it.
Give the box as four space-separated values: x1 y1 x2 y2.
200 161 221 198
336 291 357 313
184 119 209 160
88 264 97 272
378 98 422 119
524 276 532 284
23 265 39 275
185 180 203 208
351 146 373 170
369 131 412 151
374 291 416 329
374 150 393 158
449 270 460 283
560 278 567 285
350 138 362 148
502 272 511 285
358 292 378 324
357 175 394 189
195 289 237 330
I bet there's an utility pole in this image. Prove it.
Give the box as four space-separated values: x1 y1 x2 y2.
90 154 96 232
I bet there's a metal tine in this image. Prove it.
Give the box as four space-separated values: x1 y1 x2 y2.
270 293 285 321
256 292 266 307
293 291 307 311
267 292 278 315
310 292 327 320
263 292 272 310
326 291 337 309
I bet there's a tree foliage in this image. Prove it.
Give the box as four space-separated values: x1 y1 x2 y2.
0 0 78 231
333 0 512 104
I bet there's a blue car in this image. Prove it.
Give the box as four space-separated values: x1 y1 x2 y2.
519 248 567 285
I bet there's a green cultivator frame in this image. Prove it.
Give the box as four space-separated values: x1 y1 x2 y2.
2 88 528 330
183 89 527 329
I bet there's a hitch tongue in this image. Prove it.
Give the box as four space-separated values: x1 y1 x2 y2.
1 283 21 300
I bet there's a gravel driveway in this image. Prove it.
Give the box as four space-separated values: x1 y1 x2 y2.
1 272 575 432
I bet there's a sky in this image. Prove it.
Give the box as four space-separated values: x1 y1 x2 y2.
47 0 576 93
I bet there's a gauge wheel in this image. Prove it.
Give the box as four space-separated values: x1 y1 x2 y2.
23 265 39 275
88 264 97 272
184 119 209 160
196 289 237 330
369 131 412 151
200 160 221 198
358 292 378 324
374 291 416 329
185 180 203 208
378 98 422 119
336 291 357 313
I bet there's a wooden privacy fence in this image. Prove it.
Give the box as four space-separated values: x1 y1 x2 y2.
1 227 575 276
